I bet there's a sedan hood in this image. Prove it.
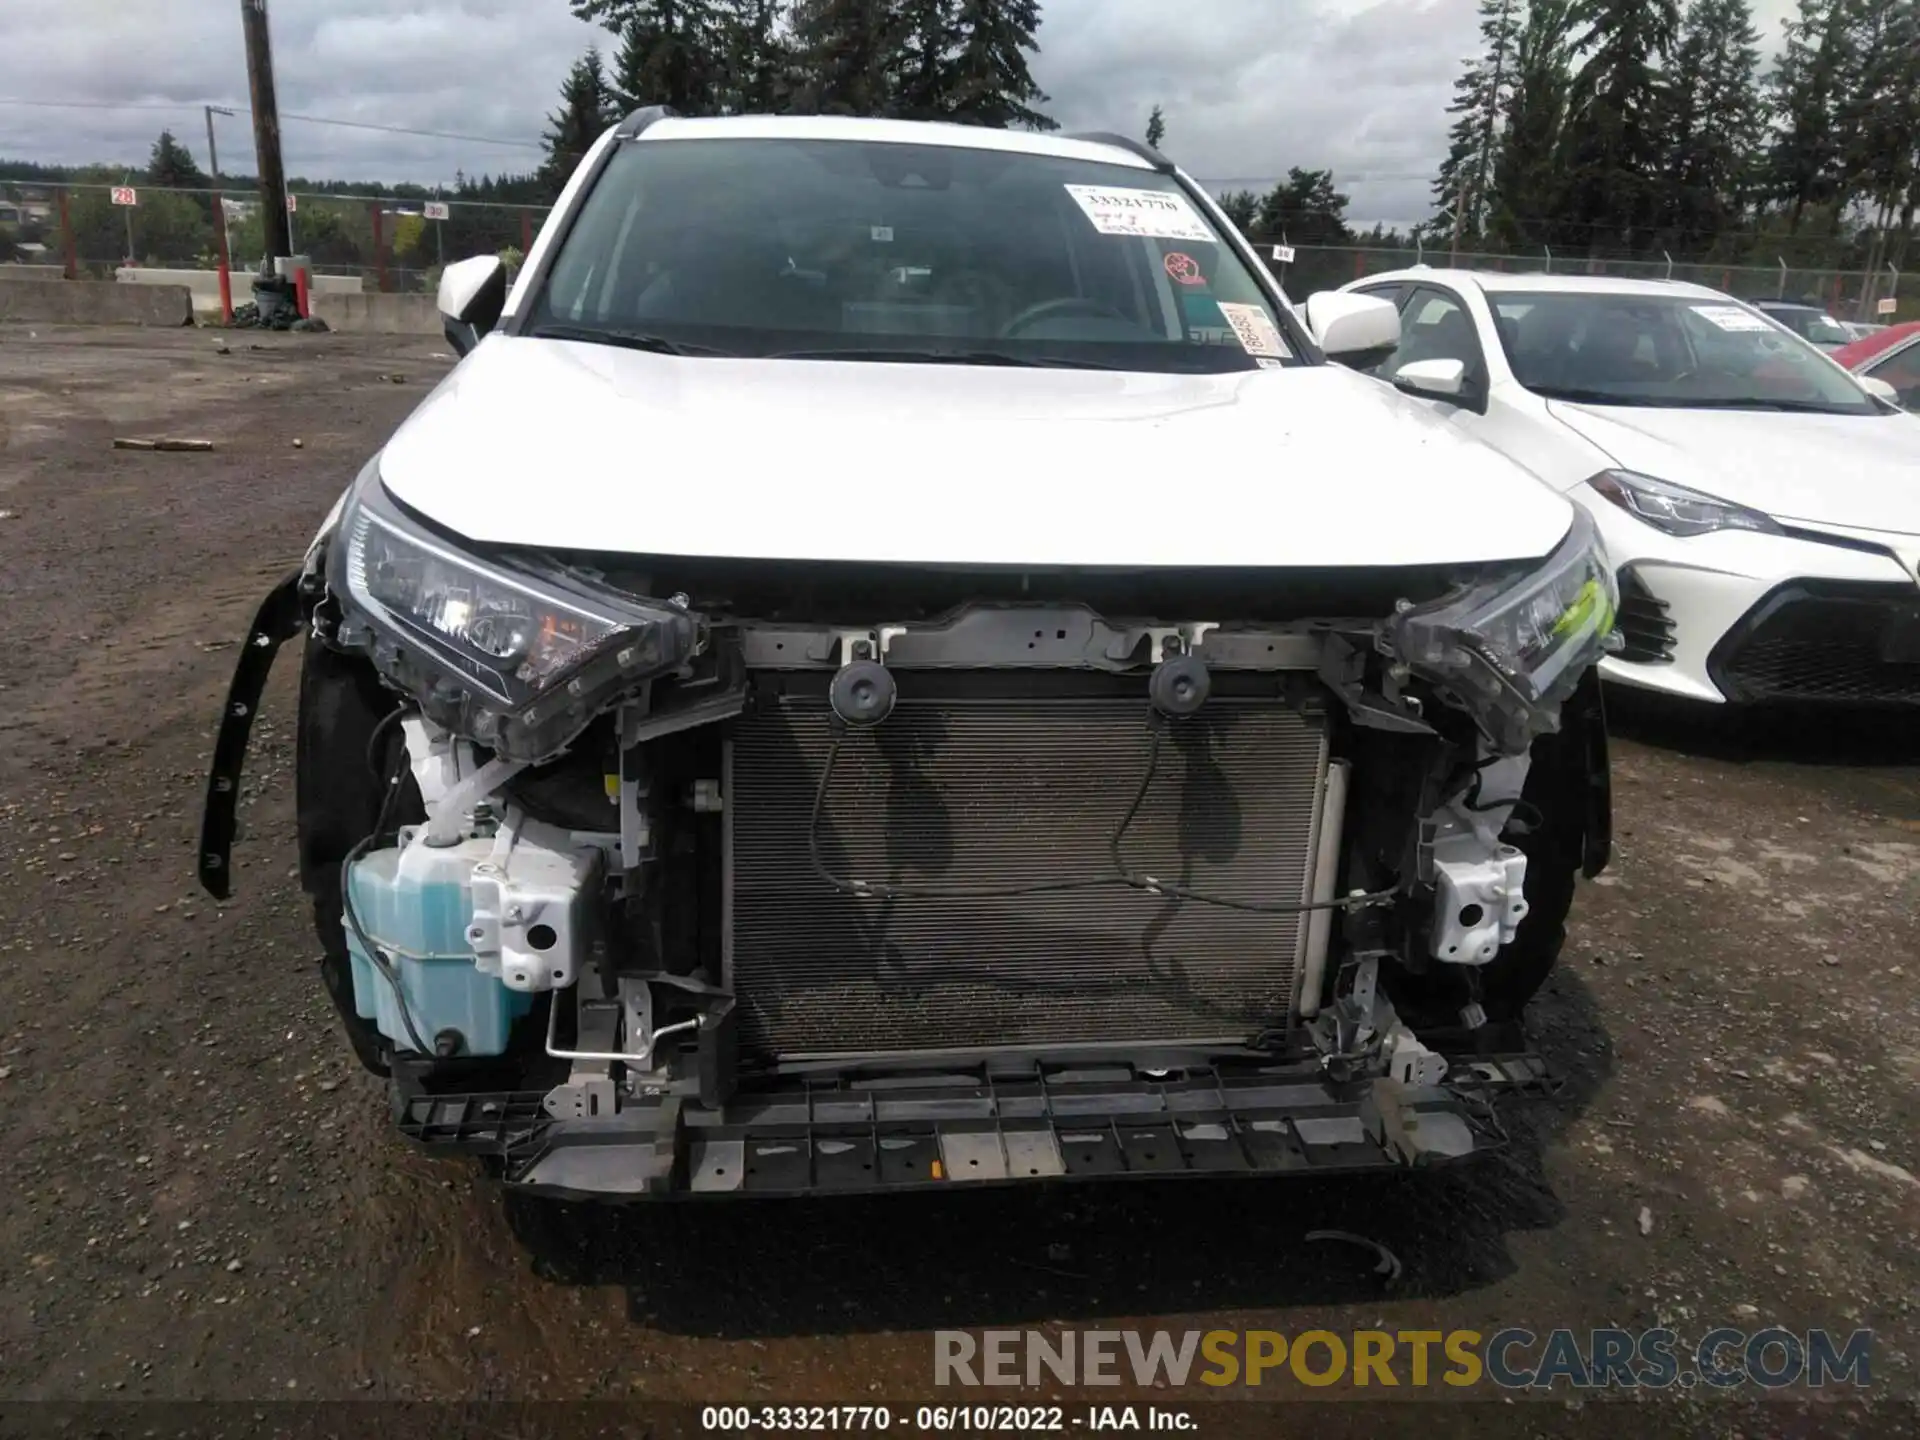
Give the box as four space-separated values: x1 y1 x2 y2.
1547 399 1920 535
380 336 1574 568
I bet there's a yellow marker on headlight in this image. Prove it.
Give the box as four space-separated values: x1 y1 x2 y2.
1553 577 1613 641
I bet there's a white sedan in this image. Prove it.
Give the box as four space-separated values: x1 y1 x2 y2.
1338 269 1920 707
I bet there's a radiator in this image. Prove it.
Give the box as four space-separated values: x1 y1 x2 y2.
725 691 1331 1058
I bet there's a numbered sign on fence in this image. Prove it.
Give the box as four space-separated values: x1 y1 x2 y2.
423 201 450 221
286 193 298 213
1271 244 1296 264
110 186 138 207
1877 296 1899 316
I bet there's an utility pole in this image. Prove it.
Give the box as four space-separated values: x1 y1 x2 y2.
240 0 292 269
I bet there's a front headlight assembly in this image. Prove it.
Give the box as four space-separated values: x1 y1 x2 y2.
323 462 700 762
1385 506 1618 754
1587 468 1782 538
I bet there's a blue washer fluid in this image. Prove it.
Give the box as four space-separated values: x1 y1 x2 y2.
343 835 533 1056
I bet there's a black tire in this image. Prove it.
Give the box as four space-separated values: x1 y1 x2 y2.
296 634 408 1077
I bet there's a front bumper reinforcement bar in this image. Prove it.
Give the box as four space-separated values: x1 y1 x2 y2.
391 1049 1554 1200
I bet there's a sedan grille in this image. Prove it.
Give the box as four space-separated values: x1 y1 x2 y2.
1711 581 1920 704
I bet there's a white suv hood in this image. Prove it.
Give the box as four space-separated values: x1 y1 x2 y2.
379 336 1574 569
1547 399 1920 535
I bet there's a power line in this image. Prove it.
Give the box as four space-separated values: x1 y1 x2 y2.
0 97 540 149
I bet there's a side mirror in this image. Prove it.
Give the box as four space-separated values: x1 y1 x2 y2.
1859 374 1899 404
437 255 508 357
1393 357 1469 400
1302 291 1400 363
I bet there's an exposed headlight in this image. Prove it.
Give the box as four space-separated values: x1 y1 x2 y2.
1587 468 1782 538
1385 506 1618 754
324 461 699 762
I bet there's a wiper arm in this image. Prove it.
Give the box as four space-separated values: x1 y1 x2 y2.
529 323 724 357
1681 396 1861 414
1531 385 1651 405
766 346 1128 371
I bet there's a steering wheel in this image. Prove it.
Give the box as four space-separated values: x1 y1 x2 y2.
999 296 1132 338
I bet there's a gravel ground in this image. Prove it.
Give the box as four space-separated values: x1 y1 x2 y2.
0 325 1915 1438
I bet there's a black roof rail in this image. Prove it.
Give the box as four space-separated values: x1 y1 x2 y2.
1066 131 1176 173
616 105 678 139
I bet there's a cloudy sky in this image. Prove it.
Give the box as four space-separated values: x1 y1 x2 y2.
1 0 1799 226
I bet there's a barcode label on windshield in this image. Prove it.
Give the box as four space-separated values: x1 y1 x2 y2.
1218 302 1288 358
1064 185 1214 242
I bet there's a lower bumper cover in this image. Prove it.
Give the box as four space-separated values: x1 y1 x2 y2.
392 1045 1552 1200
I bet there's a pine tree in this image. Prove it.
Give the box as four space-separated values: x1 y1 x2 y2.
542 48 620 187
893 0 961 119
1492 0 1579 247
790 0 906 116
1426 0 1522 244
1215 189 1259 231
1254 169 1352 245
1558 0 1682 249
715 0 792 113
1661 0 1764 248
945 0 1055 129
592 0 729 114
1145 104 1167 150
147 130 207 189
1834 0 1920 248
1765 0 1856 232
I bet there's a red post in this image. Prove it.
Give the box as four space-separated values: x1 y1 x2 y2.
521 209 533 254
211 187 234 324
1832 273 1843 309
1721 269 1730 292
294 265 310 319
370 203 388 294
57 187 77 279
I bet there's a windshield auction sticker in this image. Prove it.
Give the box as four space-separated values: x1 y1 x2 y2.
1692 304 1774 332
1218 302 1289 358
1065 184 1214 242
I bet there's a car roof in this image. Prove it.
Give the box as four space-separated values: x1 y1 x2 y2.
637 113 1160 171
1353 267 1733 301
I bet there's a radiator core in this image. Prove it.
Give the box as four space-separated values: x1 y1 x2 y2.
725 690 1331 1058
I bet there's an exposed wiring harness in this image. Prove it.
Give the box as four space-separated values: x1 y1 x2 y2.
806 717 1400 915
1454 751 1544 832
339 706 435 1057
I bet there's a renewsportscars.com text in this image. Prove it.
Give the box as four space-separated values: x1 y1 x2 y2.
934 1327 1872 1391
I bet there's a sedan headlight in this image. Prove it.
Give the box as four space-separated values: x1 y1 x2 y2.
1385 506 1617 754
324 461 699 762
1587 468 1782 538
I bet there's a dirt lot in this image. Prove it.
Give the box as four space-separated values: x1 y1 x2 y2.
0 325 1915 1437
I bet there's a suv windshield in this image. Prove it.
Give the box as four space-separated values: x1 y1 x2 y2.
527 136 1299 373
1488 291 1878 414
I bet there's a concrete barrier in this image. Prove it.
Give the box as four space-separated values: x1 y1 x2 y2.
310 291 440 335
115 266 365 316
0 263 66 280
0 277 195 327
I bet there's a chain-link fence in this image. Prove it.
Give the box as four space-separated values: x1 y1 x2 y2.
0 180 552 296
5 180 1913 326
1258 242 1913 326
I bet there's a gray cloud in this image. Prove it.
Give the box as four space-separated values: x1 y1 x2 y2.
2 0 1803 224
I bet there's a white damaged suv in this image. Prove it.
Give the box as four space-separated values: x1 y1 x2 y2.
199 113 1616 1200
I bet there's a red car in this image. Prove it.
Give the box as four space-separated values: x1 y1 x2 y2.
1833 320 1920 408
